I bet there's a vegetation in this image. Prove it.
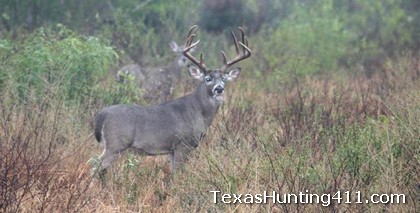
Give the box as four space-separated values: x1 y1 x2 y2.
0 0 418 212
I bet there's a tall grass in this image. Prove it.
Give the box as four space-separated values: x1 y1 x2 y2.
0 78 94 212
1 47 418 211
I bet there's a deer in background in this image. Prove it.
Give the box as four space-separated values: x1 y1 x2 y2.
116 41 194 102
94 25 251 179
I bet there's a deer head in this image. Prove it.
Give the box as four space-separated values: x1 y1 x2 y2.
183 25 251 102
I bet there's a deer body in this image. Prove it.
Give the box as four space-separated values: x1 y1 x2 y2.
95 81 220 168
94 26 250 178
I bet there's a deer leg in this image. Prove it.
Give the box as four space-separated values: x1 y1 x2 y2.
97 149 119 181
169 152 176 172
172 149 186 171
171 143 194 171
161 153 175 187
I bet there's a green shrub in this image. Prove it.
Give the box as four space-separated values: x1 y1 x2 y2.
0 25 118 104
334 0 412 66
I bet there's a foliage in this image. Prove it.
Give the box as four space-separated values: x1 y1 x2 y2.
0 83 93 212
252 0 417 83
109 72 145 105
199 0 255 33
94 0 199 64
333 0 414 66
254 1 352 80
0 0 419 211
0 25 118 104
0 0 102 31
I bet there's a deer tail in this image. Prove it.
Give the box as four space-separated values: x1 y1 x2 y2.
94 112 107 143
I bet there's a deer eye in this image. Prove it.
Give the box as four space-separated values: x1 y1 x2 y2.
205 77 212 82
222 77 227 82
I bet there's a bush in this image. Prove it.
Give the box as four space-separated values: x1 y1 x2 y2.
254 2 352 77
250 0 417 88
0 25 118 104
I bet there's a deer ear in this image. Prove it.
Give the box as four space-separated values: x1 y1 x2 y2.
226 68 241 81
169 41 179 52
188 65 204 80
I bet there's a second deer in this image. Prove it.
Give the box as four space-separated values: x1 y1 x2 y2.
117 41 193 102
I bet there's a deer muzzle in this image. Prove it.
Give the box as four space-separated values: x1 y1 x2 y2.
214 85 224 94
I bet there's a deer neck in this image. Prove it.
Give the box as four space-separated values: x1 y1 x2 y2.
193 82 222 127
166 60 183 80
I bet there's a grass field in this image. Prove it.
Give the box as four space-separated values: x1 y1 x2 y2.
1 47 418 211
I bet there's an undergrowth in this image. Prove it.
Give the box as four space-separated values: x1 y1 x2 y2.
1 50 418 211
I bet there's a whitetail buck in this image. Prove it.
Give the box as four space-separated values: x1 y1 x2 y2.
94 25 251 178
116 41 193 101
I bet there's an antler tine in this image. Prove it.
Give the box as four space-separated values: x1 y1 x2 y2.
221 51 228 65
238 27 250 55
221 27 252 71
185 34 199 52
230 28 240 56
188 25 198 36
183 25 207 71
239 39 251 55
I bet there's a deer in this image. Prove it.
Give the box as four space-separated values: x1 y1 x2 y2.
116 41 194 102
93 25 251 179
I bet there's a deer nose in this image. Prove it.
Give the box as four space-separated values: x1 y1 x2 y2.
214 86 224 94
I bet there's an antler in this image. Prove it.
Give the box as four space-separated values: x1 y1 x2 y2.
220 27 251 71
183 25 207 72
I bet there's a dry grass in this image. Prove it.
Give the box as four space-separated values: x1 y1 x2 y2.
1 55 419 212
